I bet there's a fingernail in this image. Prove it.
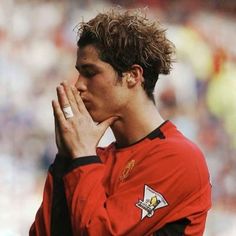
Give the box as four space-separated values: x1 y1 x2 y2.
57 85 63 92
60 80 67 86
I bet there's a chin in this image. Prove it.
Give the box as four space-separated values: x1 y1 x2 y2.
92 115 108 123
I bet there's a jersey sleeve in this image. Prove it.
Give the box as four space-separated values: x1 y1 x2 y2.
29 172 53 236
29 154 73 236
62 144 211 236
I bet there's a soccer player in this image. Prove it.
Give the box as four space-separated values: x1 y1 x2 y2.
30 8 211 236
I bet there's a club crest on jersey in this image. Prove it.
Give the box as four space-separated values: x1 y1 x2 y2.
136 185 168 220
119 160 135 182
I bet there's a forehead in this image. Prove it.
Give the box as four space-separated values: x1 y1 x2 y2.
76 45 101 64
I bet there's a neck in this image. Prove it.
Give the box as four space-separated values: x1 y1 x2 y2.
111 99 164 147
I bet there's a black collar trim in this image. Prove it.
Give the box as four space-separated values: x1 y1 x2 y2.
146 120 168 140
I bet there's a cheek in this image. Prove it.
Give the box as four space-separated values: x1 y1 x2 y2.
88 77 127 110
93 88 122 113
88 89 128 122
90 83 115 101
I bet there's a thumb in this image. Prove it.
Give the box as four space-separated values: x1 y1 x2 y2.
97 116 119 134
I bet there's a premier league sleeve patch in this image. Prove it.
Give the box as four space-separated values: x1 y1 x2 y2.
136 185 168 220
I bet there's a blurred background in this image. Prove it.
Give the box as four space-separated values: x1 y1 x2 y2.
0 0 236 235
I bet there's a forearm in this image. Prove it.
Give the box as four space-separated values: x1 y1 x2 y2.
63 157 121 235
29 172 53 236
30 154 72 236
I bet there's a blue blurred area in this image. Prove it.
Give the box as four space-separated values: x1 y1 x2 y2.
0 0 236 235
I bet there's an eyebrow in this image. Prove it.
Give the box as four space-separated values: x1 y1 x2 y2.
75 64 99 72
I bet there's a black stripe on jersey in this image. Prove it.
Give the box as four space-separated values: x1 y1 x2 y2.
67 155 101 173
154 218 190 236
49 155 73 236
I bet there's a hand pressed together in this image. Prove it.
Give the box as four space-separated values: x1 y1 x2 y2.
52 81 118 159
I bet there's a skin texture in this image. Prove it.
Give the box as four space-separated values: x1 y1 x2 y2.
52 44 164 158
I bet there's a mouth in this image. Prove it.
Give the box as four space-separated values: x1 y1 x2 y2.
81 98 90 104
83 101 90 107
80 95 88 102
81 98 91 109
80 95 93 111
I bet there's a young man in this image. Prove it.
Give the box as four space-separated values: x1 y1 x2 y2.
30 9 211 236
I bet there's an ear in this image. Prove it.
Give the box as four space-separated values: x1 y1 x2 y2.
123 64 144 88
123 73 136 87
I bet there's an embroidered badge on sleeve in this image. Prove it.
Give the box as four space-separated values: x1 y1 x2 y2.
136 185 168 220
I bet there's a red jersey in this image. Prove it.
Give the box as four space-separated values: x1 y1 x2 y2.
30 121 211 235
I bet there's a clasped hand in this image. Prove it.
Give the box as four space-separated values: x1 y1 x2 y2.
52 81 117 159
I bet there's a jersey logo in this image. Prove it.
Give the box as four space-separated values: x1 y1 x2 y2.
136 185 168 220
119 160 135 182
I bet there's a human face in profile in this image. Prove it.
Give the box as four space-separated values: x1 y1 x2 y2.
75 45 130 122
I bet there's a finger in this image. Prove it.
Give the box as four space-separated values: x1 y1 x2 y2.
97 116 119 135
61 81 77 112
52 100 67 127
57 85 70 108
71 86 90 115
54 115 60 134
57 85 75 119
54 115 61 147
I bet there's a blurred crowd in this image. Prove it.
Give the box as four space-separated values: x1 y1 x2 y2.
0 0 236 235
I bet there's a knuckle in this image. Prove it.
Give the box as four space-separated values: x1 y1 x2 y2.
62 124 71 133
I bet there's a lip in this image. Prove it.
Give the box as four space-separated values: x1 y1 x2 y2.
81 98 91 107
80 95 88 102
81 97 89 103
83 100 90 105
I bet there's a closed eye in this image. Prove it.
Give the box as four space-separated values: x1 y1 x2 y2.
81 70 97 78
75 65 98 78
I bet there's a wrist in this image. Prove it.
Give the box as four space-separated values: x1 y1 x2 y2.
71 148 96 159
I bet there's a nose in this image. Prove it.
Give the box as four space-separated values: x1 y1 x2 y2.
75 74 87 92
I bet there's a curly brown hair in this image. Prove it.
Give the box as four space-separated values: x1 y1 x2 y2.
76 8 175 100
